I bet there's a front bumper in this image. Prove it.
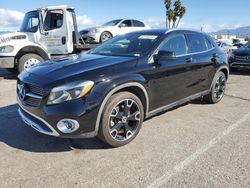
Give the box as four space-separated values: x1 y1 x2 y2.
81 32 100 43
230 61 250 69
17 97 100 138
0 56 15 68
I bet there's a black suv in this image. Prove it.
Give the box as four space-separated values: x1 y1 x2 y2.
230 42 250 71
17 29 229 147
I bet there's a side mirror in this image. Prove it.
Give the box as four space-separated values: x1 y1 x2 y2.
153 50 176 63
119 23 126 28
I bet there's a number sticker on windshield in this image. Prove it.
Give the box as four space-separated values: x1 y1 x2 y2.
138 35 158 40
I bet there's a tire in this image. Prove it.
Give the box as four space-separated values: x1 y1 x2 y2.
18 53 44 73
100 31 112 43
204 71 227 104
98 92 144 147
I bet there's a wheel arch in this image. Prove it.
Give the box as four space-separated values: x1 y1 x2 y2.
218 66 229 80
94 82 149 136
15 45 50 65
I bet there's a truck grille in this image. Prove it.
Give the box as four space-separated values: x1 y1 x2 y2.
17 81 44 107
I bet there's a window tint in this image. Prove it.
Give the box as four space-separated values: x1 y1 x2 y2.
205 38 214 49
120 20 132 27
44 10 63 31
187 33 208 53
133 20 145 27
160 34 187 56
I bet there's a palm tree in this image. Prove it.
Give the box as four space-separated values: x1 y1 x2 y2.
173 0 181 28
164 0 172 28
167 9 175 28
164 0 186 28
176 6 186 28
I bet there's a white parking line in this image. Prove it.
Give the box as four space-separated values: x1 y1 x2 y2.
148 112 250 188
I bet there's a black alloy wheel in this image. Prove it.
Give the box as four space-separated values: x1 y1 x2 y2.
98 92 144 147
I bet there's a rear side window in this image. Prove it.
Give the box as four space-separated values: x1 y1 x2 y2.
186 33 208 53
160 34 188 56
205 38 214 49
133 20 145 27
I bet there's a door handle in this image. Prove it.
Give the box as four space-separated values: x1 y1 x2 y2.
62 36 66 45
186 57 193 63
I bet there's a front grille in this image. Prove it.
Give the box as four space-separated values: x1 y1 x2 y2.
17 81 44 107
80 30 89 35
29 84 44 96
235 56 250 62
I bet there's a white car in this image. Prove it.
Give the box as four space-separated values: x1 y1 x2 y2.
80 19 151 43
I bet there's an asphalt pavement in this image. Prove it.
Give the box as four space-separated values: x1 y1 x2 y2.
0 68 249 188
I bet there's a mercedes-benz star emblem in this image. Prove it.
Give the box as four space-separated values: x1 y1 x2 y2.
19 84 27 100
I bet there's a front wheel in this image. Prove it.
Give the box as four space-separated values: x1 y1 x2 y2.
204 71 227 104
18 53 44 73
98 92 144 147
100 32 112 43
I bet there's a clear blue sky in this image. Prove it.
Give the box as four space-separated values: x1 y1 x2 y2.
1 0 250 32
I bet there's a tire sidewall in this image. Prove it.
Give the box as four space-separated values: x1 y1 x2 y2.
211 71 226 103
100 32 112 43
99 92 144 147
18 53 44 73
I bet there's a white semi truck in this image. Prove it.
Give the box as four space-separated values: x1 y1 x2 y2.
0 5 89 73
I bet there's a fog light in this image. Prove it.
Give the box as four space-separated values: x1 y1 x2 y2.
57 119 80 134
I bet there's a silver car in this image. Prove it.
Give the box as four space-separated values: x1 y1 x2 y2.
80 19 150 44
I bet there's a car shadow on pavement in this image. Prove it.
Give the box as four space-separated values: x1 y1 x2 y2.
0 68 18 80
230 69 250 76
0 104 110 153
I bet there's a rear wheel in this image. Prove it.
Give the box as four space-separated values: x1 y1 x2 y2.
204 71 226 104
98 92 144 147
18 53 43 73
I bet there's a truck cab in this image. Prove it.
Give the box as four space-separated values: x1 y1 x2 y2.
0 5 81 73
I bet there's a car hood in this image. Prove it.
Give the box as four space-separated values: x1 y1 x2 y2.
21 53 136 86
233 47 250 56
84 26 113 31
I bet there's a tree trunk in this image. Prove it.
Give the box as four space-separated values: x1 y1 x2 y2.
166 12 169 29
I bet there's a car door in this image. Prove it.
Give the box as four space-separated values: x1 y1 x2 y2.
185 33 217 95
145 33 198 111
118 20 133 35
39 9 71 55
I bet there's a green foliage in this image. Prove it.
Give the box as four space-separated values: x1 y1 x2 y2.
164 0 186 28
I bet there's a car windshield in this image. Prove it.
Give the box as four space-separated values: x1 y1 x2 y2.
20 11 39 33
90 33 161 57
102 19 122 26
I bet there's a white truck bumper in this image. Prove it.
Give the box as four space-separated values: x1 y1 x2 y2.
0 56 15 68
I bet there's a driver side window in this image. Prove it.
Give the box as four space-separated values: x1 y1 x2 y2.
160 34 188 56
44 10 63 31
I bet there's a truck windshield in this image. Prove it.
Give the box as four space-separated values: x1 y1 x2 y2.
91 33 160 57
102 19 122 26
20 11 39 33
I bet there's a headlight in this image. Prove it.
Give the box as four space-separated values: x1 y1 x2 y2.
0 45 14 53
47 81 94 105
90 28 100 33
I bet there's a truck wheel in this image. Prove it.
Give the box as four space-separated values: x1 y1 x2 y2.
204 71 226 104
100 32 112 43
98 92 144 147
18 53 44 73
